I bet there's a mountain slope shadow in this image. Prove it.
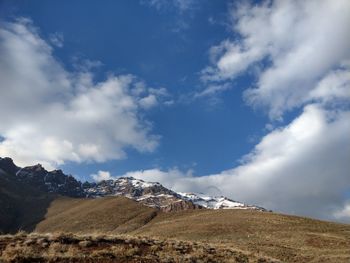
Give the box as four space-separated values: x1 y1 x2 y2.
0 166 55 233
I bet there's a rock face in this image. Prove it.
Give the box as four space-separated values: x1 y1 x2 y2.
84 177 202 212
0 157 266 212
16 165 85 198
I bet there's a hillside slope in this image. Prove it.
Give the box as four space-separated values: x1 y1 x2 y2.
134 209 350 262
35 196 157 234
32 196 350 263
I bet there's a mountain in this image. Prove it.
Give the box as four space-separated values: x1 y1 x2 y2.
84 177 201 212
0 158 54 233
1 157 349 262
178 192 266 210
16 164 85 197
0 157 265 212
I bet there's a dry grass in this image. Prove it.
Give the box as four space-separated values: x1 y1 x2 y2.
27 196 350 262
133 209 350 263
35 196 157 234
0 232 276 263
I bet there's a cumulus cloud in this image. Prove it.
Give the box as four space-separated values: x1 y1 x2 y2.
334 202 350 221
201 0 350 119
91 171 113 182
123 0 350 223
0 19 167 169
308 66 350 104
123 168 192 186
125 104 350 222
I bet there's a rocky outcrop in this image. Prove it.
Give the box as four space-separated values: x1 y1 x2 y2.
12 162 85 197
84 177 199 212
161 199 203 212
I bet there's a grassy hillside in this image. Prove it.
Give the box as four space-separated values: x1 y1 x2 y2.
35 196 158 234
134 209 350 262
31 196 350 262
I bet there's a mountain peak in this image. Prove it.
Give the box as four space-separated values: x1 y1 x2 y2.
0 157 19 175
0 157 266 212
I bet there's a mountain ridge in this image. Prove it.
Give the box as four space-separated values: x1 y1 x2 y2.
0 157 266 212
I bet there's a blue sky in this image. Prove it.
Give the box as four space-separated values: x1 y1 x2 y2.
0 0 269 178
0 0 349 222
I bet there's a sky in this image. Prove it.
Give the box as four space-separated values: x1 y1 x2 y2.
0 0 349 223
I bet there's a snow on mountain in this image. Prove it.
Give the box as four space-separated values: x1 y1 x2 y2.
84 177 200 212
178 192 266 211
85 176 266 211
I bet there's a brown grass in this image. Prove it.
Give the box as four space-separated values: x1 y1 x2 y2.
132 209 350 263
0 232 275 263
35 196 157 234
27 196 350 262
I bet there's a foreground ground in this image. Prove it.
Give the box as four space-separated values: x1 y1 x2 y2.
0 232 277 263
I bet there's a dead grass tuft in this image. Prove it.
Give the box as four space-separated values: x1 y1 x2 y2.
0 233 274 263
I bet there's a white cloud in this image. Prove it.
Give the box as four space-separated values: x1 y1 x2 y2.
139 94 158 109
143 0 195 13
334 202 350 221
201 0 350 119
122 168 192 186
193 83 232 98
0 19 168 169
127 104 350 222
308 66 350 104
185 0 350 222
91 171 113 182
49 32 64 48
138 86 173 109
126 1 350 223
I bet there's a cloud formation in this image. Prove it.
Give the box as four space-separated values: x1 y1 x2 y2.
91 171 113 182
0 19 166 169
122 104 350 222
201 0 350 119
126 0 350 223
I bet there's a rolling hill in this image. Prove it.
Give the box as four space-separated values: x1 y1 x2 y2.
30 195 350 263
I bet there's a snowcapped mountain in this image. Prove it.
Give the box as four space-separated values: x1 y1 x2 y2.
0 157 266 212
178 192 265 211
84 176 266 211
83 177 200 212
